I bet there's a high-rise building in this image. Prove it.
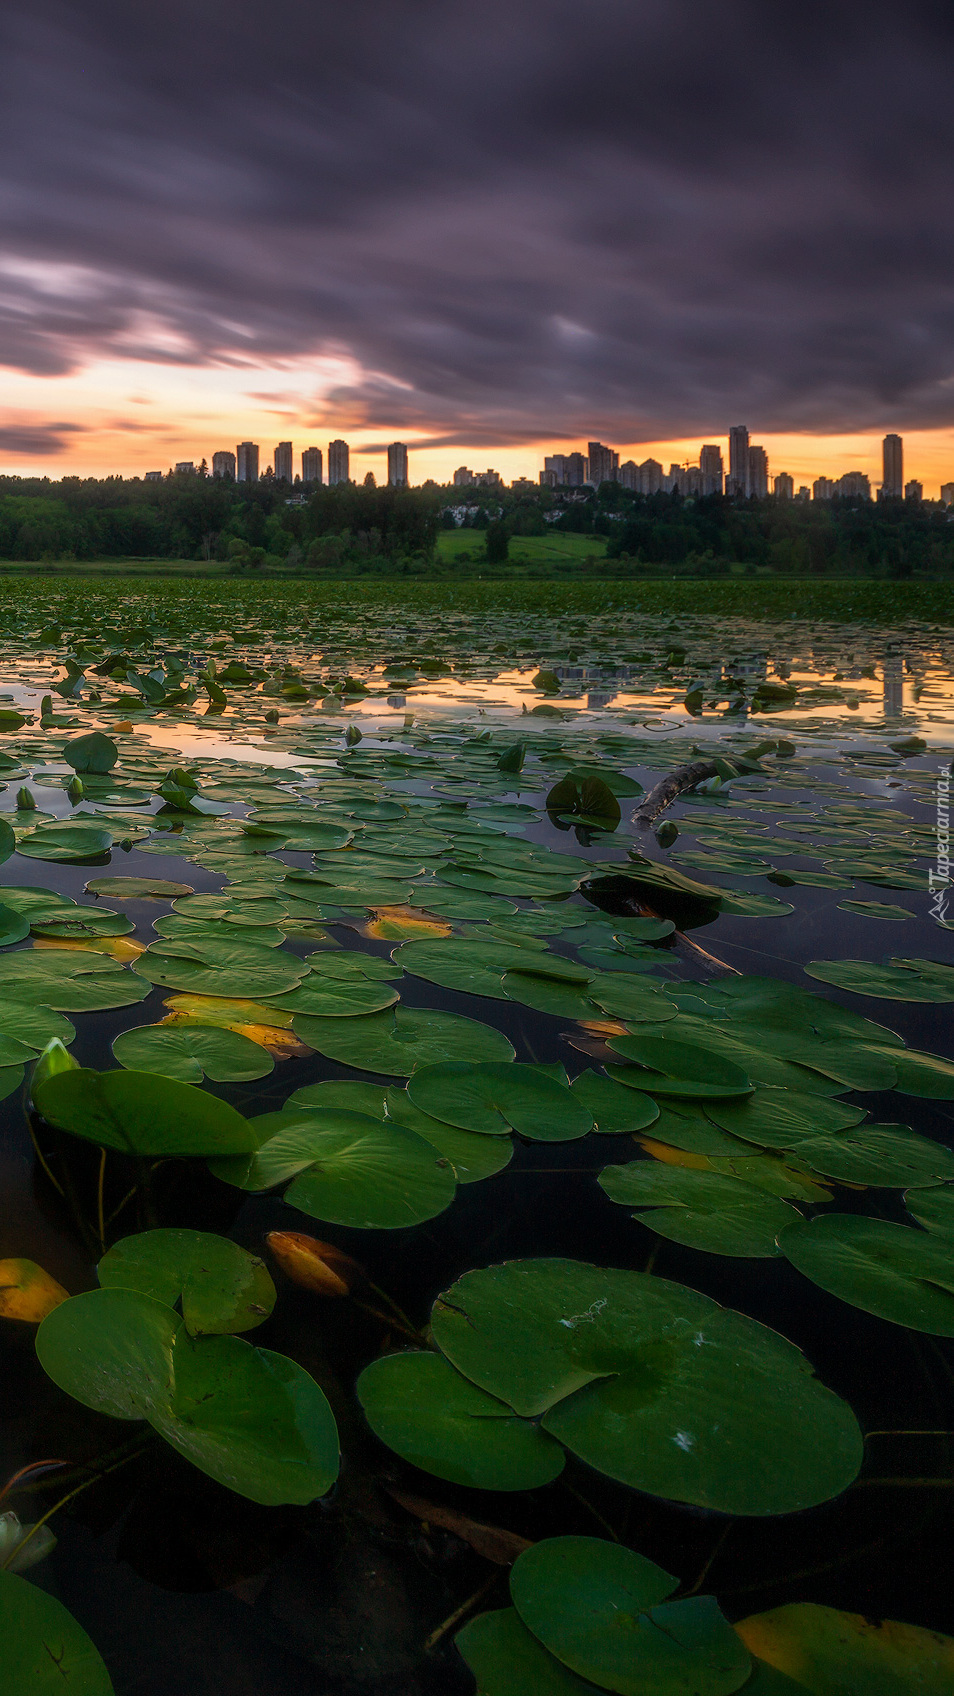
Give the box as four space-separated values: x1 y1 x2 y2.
836 472 871 499
453 467 475 486
727 426 750 495
587 442 619 485
941 482 954 505
237 442 260 483
618 461 638 490
699 445 724 494
539 468 559 487
274 442 293 482
813 477 835 500
797 485 810 500
301 447 322 484
774 472 794 499
212 450 236 479
144 471 162 482
388 442 408 486
174 461 194 474
905 479 923 502
638 458 663 495
882 434 903 498
747 445 769 498
328 440 350 484
564 452 588 487
544 455 567 483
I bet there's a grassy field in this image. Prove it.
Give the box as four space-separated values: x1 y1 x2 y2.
435 529 607 565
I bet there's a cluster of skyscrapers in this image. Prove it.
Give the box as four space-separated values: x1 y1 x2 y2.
537 430 946 502
194 440 410 486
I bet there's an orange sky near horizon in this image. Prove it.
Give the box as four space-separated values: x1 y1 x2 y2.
2 355 954 493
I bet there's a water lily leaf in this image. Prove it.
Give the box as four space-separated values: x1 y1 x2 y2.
290 1005 514 1075
18 823 113 862
837 901 913 921
735 1602 954 1696
792 1124 954 1187
804 959 954 1001
568 1071 659 1133
112 1023 275 1083
33 1066 256 1156
0 955 150 1012
705 1090 866 1150
98 1228 276 1335
860 1045 954 1099
274 977 400 1018
217 1107 456 1226
546 775 621 831
599 1162 801 1256
0 1258 69 1322
431 1259 863 1514
86 876 194 898
133 938 305 997
606 1034 753 1099
35 1288 338 1504
62 732 118 774
587 975 675 1024
357 1352 565 1489
779 1215 954 1332
457 1607 605 1696
0 1569 115 1693
510 1536 750 1696
393 938 512 999
31 907 134 940
637 1101 752 1158
0 904 31 947
904 1185 954 1238
407 1061 593 1141
385 1087 514 1182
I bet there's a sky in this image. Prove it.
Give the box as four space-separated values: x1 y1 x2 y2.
1 0 954 490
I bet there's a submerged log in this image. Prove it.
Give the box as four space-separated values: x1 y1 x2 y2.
633 758 719 826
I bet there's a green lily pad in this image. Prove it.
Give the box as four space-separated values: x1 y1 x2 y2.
18 823 113 861
0 903 31 947
356 1351 565 1489
290 1005 514 1075
705 1090 866 1150
278 976 400 1017
586 974 674 1023
793 1124 954 1187
35 1288 338 1504
30 907 135 940
599 1162 801 1256
153 914 287 950
111 1024 274 1083
0 954 151 1012
430 1259 863 1514
779 1215 954 1332
86 876 194 898
98 1228 276 1335
457 1608 605 1696
211 1109 457 1227
635 1100 753 1158
569 1071 660 1134
836 901 913 921
510 1536 751 1696
904 1186 954 1238
384 1087 514 1182
407 1062 593 1141
393 938 513 1000
33 1066 256 1156
0 1569 115 1694
502 972 598 1019
860 1046 954 1099
62 731 118 773
133 938 305 998
804 959 954 1001
606 1034 753 1099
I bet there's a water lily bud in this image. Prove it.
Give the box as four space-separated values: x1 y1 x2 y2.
31 1038 80 1101
264 708 279 723
67 776 84 802
16 786 35 810
345 724 362 746
655 821 678 848
266 1231 365 1297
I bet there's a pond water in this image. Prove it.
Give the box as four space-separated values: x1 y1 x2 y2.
0 588 952 1695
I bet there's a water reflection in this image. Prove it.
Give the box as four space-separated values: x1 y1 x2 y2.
883 650 904 716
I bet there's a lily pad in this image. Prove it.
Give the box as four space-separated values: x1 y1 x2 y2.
384 1087 514 1182
407 1062 593 1141
569 1071 660 1134
356 1351 565 1489
510 1536 751 1696
457 1608 605 1696
98 1228 276 1335
86 876 194 898
0 1569 115 1694
804 959 954 1002
211 1109 457 1227
35 1288 338 1504
112 1024 275 1083
606 1034 753 1099
33 1066 256 1156
18 823 113 862
290 1005 514 1075
600 1162 801 1256
430 1259 863 1514
735 1602 954 1696
793 1124 954 1188
779 1215 954 1333
705 1090 866 1150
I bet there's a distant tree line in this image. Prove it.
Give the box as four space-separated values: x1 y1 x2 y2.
0 468 951 574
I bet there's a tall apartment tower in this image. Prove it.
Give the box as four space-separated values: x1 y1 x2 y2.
212 450 236 479
388 442 408 486
883 434 903 498
236 442 260 483
747 445 769 498
774 472 794 499
699 444 724 494
453 467 475 486
274 442 293 482
587 442 619 485
328 440 350 485
301 447 322 484
727 426 750 495
564 452 588 487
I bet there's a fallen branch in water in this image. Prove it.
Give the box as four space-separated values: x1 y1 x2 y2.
633 759 719 827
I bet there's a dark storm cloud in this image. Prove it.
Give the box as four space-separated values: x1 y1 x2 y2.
0 422 84 454
2 0 954 437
